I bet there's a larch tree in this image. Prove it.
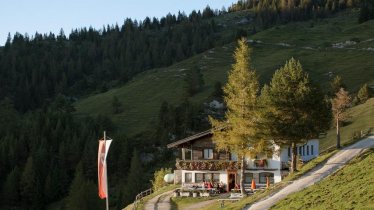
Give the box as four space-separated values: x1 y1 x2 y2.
209 38 269 196
260 58 330 173
332 88 351 149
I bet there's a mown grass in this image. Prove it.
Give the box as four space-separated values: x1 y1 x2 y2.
320 98 374 151
74 10 374 137
271 148 374 210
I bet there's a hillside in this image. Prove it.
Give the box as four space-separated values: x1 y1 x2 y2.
75 10 374 137
320 98 374 150
271 148 374 210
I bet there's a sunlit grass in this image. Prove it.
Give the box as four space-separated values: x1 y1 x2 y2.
271 149 374 210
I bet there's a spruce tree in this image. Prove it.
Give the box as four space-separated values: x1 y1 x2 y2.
20 156 36 204
1 166 21 206
185 65 205 96
260 58 330 173
66 162 104 210
330 75 346 96
112 96 123 114
121 149 145 205
209 38 267 196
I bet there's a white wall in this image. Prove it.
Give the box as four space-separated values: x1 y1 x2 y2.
267 159 281 170
181 170 228 185
280 139 320 162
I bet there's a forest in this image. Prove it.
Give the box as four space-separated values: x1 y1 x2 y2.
0 0 373 209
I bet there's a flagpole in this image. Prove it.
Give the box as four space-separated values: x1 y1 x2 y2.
104 131 109 210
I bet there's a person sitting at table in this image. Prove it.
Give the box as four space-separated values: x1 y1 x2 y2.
203 180 208 188
207 181 213 189
218 181 225 193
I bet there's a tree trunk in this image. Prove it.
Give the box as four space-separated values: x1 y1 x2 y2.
240 155 245 196
336 118 341 149
291 142 297 173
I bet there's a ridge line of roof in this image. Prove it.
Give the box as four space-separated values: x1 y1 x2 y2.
166 129 213 148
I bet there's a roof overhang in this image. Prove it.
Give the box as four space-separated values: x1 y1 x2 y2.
166 130 213 148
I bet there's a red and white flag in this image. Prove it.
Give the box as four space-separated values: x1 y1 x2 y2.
98 138 112 199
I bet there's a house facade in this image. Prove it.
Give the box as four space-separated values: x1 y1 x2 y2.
167 130 319 192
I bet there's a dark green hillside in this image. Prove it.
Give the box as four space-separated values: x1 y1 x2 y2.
75 10 374 137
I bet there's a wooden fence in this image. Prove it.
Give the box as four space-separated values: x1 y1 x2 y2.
133 188 153 209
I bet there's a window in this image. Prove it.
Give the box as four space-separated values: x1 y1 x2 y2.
203 173 212 182
195 173 203 183
307 145 309 155
299 147 302 156
244 173 253 184
259 172 274 184
288 147 290 157
203 149 213 159
311 145 314 155
303 145 305 156
185 173 192 183
213 173 220 182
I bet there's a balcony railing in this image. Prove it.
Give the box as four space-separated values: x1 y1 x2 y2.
253 159 267 168
176 159 239 171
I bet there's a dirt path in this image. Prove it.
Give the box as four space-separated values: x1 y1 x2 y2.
244 136 374 210
144 190 174 210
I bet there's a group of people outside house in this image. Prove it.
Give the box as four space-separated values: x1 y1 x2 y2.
203 180 225 193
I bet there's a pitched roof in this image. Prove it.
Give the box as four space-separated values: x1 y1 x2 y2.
166 130 213 148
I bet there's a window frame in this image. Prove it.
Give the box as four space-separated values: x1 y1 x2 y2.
195 173 203 183
185 173 192 183
259 172 274 184
244 173 253 184
307 145 309 155
213 173 220 182
203 148 214 159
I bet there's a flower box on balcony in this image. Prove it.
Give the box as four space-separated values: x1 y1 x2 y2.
175 160 239 171
254 159 267 168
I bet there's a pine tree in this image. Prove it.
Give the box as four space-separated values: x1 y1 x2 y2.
330 75 346 96
332 88 351 148
184 65 205 96
357 83 370 104
66 162 104 210
260 58 331 173
209 38 267 196
121 149 145 205
20 156 36 204
1 166 21 206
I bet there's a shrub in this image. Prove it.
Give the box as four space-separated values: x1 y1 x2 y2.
151 168 172 192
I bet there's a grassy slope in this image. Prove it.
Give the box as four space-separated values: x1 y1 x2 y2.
75 10 374 137
271 148 374 210
320 98 374 150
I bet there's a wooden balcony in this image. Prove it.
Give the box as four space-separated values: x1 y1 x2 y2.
176 159 239 171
